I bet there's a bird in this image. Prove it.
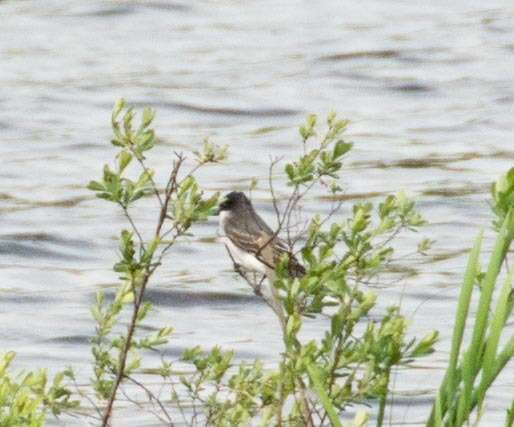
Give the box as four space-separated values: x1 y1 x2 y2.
216 192 305 325
217 191 305 281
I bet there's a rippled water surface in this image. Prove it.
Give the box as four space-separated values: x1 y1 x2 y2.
1 0 514 425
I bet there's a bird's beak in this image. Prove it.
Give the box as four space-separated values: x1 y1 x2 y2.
213 196 228 216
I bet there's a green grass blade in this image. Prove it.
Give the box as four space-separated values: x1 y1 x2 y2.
452 210 514 426
428 209 513 427
305 362 342 427
482 270 513 382
505 398 514 427
434 393 443 427
427 232 483 426
455 381 472 426
447 231 483 395
464 209 513 376
471 335 514 412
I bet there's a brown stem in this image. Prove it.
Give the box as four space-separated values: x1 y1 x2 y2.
100 274 150 426
297 378 315 427
126 375 174 426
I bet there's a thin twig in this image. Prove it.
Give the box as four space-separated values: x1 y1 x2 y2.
169 379 191 426
121 205 146 251
126 375 174 426
71 377 103 421
119 385 170 425
133 153 164 208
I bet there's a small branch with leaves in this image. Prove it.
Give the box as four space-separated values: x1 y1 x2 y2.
87 99 226 426
85 104 448 426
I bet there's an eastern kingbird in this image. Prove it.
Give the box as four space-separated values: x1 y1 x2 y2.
217 192 305 280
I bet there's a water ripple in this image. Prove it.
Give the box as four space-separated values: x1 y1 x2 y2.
319 49 400 62
133 101 300 118
146 288 258 308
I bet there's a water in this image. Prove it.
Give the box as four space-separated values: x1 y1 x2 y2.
1 0 514 425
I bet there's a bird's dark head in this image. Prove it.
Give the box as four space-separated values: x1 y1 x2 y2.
217 191 250 214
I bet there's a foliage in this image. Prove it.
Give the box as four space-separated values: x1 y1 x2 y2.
169 113 437 426
87 99 225 426
506 399 514 427
491 167 514 231
0 352 78 426
82 107 441 426
4 101 509 426
427 169 514 427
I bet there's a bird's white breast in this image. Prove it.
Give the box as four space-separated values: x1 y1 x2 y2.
218 210 268 275
218 210 231 235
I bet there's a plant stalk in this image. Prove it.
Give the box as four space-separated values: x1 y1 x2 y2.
100 158 183 427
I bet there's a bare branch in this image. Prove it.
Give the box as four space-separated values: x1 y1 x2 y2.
126 375 174 426
120 205 146 252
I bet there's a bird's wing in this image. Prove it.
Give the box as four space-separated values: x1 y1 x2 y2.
225 222 265 255
224 206 305 277
252 210 274 235
224 219 275 268
225 220 305 277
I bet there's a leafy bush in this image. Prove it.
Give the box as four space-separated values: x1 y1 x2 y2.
85 101 440 425
172 112 437 427
0 352 77 426
2 101 512 427
87 99 225 425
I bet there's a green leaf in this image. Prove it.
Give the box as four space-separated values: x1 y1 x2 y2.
140 107 155 129
87 180 105 192
194 139 229 164
411 330 438 357
112 98 125 121
121 290 134 304
285 164 295 181
306 114 317 128
327 111 337 126
305 362 342 427
333 141 352 159
117 151 132 173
